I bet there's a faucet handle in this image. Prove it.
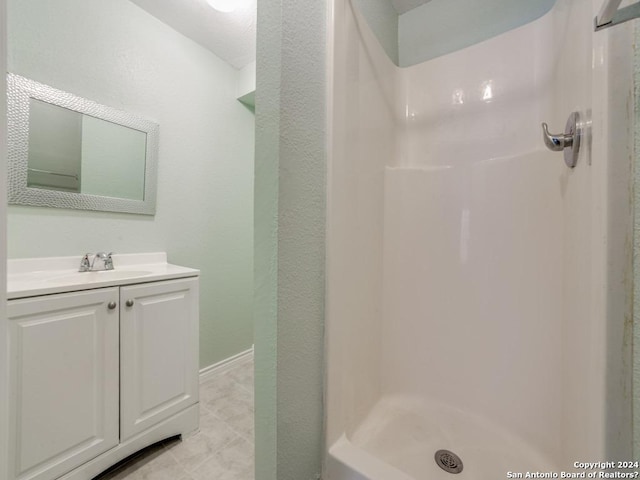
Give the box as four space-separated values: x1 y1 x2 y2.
79 253 92 272
105 252 115 270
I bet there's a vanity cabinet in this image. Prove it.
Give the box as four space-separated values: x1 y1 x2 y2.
7 288 120 480
119 279 199 441
7 274 199 480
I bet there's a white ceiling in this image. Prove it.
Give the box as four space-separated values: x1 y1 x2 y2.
389 0 432 15
130 0 256 70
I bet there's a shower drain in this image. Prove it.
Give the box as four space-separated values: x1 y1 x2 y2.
434 450 464 474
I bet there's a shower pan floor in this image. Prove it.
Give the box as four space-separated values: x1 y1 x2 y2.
346 395 557 480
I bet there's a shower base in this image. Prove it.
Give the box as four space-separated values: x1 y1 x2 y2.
327 396 557 480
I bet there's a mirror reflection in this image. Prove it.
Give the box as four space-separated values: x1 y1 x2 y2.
27 99 147 200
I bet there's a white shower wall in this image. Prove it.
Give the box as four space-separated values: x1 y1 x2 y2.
327 0 634 473
325 0 398 444
382 7 568 464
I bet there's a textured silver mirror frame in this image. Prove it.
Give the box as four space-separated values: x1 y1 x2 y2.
7 73 159 215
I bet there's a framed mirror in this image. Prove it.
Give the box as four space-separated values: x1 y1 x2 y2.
7 73 159 215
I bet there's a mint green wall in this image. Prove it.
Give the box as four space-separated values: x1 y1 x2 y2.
349 0 557 67
7 0 255 369
353 0 398 64
254 0 280 475
398 0 556 66
254 0 326 478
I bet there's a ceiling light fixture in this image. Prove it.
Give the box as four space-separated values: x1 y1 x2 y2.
206 0 250 13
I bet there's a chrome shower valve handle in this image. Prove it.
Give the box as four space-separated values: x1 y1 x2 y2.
542 122 573 151
541 111 581 168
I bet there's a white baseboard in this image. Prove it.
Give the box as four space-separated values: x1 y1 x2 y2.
199 345 254 383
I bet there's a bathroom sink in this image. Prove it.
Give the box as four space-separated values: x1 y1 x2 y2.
8 253 200 299
46 270 153 284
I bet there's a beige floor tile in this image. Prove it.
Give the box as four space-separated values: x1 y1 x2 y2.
199 410 243 445
200 374 237 404
190 437 254 480
164 429 240 472
93 359 254 480
226 361 254 392
201 377 252 414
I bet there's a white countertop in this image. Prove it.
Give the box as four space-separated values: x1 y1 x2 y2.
8 252 199 300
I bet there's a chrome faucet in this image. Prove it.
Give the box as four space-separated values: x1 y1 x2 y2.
92 252 114 271
79 252 114 272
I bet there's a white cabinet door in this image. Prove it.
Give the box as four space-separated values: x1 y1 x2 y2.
120 278 199 441
8 288 119 480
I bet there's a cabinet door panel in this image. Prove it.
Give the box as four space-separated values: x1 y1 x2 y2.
8 288 119 480
120 278 199 441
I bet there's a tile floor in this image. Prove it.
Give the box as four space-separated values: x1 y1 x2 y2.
95 357 255 480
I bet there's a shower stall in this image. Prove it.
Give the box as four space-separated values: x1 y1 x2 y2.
324 0 634 478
